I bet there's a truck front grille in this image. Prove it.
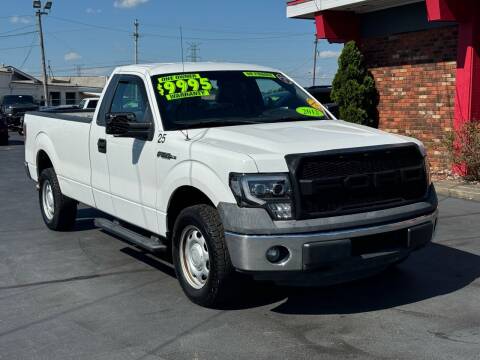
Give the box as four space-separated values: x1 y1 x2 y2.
285 144 428 220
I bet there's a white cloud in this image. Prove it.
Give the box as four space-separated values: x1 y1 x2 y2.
64 52 82 62
10 15 31 24
113 0 148 8
86 8 102 14
318 50 341 59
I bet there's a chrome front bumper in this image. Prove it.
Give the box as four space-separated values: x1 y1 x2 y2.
225 210 438 273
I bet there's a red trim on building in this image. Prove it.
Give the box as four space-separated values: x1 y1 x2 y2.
315 11 360 43
286 0 310 6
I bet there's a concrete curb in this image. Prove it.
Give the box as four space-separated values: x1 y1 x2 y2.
434 180 480 202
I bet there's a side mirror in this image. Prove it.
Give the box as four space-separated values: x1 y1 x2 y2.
324 103 339 118
106 112 152 139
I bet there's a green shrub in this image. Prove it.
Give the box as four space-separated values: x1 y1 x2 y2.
444 121 480 181
331 41 378 127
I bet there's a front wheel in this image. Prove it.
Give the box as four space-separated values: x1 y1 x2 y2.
172 204 237 307
39 168 77 231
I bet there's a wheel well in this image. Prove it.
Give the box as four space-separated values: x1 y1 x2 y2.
37 150 53 177
167 186 214 236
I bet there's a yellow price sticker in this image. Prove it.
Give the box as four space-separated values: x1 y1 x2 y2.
157 73 212 100
296 107 325 118
243 71 276 79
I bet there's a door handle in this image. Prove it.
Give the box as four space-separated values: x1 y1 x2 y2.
97 138 107 153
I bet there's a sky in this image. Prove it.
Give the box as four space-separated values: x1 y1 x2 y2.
0 0 342 86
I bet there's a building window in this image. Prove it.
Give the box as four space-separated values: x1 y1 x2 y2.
66 92 76 105
50 92 60 106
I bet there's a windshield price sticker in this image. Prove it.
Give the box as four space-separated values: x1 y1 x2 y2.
243 71 277 79
296 106 325 118
157 73 212 101
307 98 323 111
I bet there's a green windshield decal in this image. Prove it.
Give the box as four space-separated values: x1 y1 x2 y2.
296 107 324 118
243 71 276 79
157 73 212 101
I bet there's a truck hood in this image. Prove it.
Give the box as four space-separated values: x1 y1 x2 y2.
195 120 421 172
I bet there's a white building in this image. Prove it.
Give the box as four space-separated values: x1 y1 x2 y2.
0 65 106 106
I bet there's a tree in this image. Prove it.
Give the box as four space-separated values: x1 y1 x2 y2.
331 41 378 127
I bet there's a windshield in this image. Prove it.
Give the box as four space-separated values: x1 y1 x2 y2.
3 95 34 105
151 70 330 130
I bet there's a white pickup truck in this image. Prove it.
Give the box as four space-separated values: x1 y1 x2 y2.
24 63 438 307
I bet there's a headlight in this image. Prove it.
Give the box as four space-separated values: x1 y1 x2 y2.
229 173 294 220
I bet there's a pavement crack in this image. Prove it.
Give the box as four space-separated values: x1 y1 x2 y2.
0 268 154 290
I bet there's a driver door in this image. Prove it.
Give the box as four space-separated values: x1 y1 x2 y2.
105 74 158 233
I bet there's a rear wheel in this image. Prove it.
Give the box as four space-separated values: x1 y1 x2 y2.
0 133 7 145
172 204 237 307
39 168 77 231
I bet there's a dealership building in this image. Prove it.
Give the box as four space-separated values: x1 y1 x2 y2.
287 0 479 171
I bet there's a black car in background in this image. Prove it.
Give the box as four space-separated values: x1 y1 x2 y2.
0 116 8 145
1 95 39 134
304 85 339 118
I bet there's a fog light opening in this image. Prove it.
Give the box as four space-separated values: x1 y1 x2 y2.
266 246 290 264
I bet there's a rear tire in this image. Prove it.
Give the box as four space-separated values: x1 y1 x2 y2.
39 168 77 231
0 134 7 146
172 204 237 308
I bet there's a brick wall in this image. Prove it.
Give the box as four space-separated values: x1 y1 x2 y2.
361 26 458 172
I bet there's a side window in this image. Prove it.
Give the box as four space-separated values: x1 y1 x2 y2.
110 78 150 123
88 100 98 109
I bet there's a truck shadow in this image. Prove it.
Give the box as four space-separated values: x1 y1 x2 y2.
269 243 480 315
120 241 480 313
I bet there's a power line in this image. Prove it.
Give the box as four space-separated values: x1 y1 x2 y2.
19 35 37 68
47 15 311 41
49 16 130 33
0 24 36 35
0 44 39 51
0 15 33 20
143 23 310 36
0 30 37 38
142 32 312 41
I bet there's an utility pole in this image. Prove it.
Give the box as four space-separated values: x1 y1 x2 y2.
34 1 53 106
75 64 82 77
312 36 318 87
133 19 139 64
187 42 201 62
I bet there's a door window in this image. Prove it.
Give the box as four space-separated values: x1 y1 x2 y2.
110 79 150 123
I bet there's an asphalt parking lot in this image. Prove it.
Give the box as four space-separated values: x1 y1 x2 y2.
1 133 479 360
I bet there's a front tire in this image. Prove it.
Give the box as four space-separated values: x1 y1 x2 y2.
172 204 236 307
39 168 77 231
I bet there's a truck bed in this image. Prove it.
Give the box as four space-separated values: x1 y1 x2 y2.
28 110 94 122
24 111 95 207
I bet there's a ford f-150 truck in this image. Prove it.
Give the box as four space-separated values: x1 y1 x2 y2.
24 63 438 307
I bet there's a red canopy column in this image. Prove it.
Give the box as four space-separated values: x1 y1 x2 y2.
426 0 480 126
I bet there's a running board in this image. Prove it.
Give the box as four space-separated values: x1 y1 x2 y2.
94 218 167 253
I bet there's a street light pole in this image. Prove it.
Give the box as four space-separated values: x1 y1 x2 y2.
34 1 52 106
